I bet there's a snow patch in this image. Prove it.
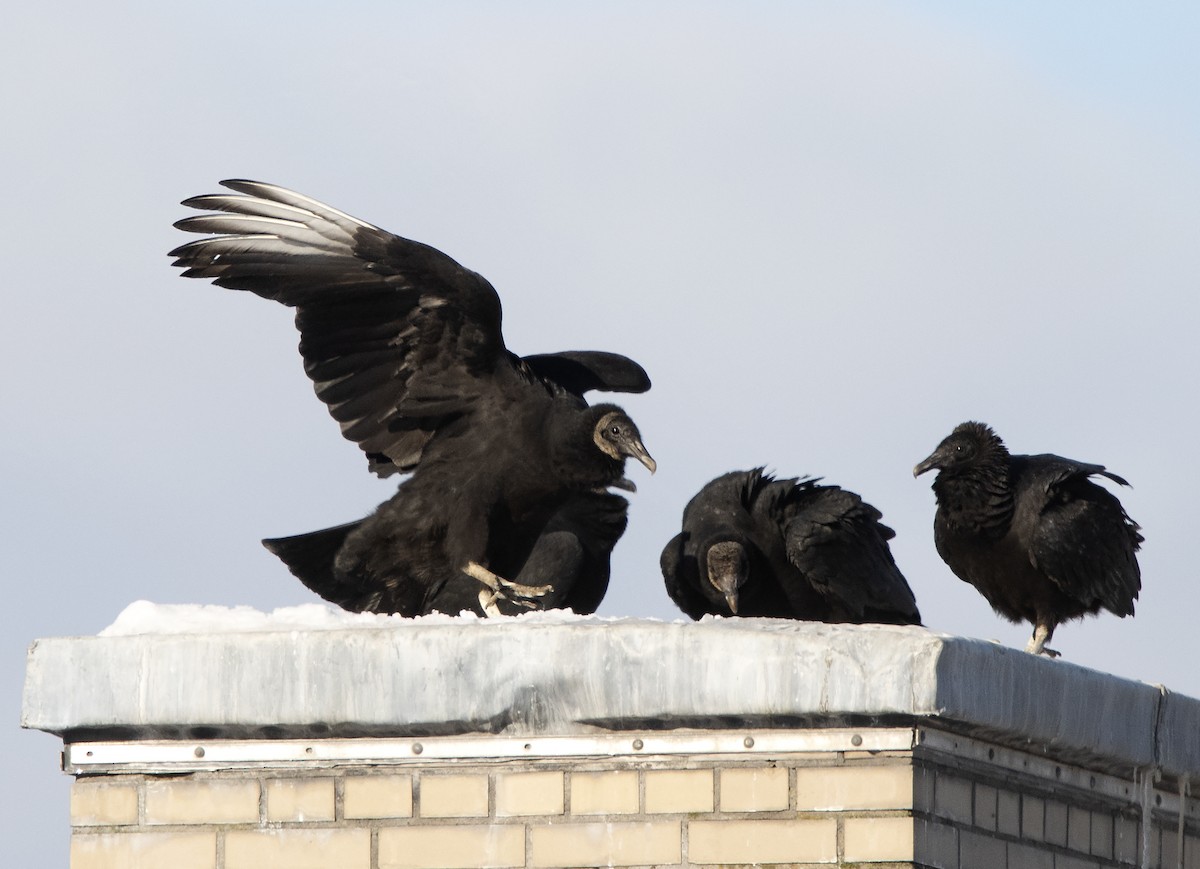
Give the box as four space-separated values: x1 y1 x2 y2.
99 600 679 637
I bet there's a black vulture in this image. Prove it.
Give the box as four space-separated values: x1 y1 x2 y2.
660 469 921 624
914 421 1142 656
170 180 655 616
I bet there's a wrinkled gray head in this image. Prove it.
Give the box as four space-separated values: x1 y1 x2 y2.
592 409 657 478
705 540 748 614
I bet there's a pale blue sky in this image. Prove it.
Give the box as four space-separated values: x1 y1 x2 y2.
4 3 1199 862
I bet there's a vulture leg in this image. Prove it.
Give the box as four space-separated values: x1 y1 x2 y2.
464 561 553 617
477 589 503 618
1025 619 1061 658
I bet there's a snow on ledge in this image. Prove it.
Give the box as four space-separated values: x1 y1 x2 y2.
24 601 1200 778
99 599 672 637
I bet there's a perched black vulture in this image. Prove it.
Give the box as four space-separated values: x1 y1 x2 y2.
171 180 655 616
660 469 921 624
914 422 1142 656
261 489 632 616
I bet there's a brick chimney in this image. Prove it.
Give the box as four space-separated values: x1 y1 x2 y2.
22 607 1200 868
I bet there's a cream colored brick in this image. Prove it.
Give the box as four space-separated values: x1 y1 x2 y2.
1070 806 1099 849
844 815 915 862
71 831 215 869
1023 794 1046 841
997 787 1021 836
1008 840 1054 869
688 818 837 864
959 829 1006 865
719 766 789 812
1058 855 1105 869
530 820 680 867
343 774 413 819
419 773 488 817
914 764 936 812
795 765 912 810
1068 804 1091 853
975 783 998 830
225 828 369 869
379 825 525 869
265 778 334 822
645 769 714 814
934 773 973 824
570 770 639 814
1161 825 1180 869
495 770 564 816
1091 810 1114 859
1185 833 1200 869
143 778 259 825
1045 799 1069 847
1115 815 1139 865
71 780 139 826
915 818 958 868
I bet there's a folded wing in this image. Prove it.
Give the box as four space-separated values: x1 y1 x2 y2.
783 484 922 625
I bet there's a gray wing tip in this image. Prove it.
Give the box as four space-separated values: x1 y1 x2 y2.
220 178 265 191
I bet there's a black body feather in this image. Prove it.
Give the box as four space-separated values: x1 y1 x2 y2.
914 421 1142 655
173 180 654 616
660 469 921 624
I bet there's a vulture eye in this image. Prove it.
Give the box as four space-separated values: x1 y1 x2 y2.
610 424 622 437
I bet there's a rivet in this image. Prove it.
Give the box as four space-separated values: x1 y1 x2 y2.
412 743 424 755
744 736 755 749
85 751 93 758
851 734 863 747
305 746 314 755
632 739 644 751
524 743 532 751
193 746 205 758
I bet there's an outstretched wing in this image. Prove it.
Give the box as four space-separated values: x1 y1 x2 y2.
170 180 511 475
783 486 922 625
1026 458 1142 616
523 351 650 397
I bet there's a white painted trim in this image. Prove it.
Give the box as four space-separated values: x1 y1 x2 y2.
64 727 917 774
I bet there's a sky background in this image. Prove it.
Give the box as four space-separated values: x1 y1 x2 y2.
4 2 1199 862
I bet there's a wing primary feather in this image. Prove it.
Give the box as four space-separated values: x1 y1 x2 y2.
220 179 378 230
173 179 651 612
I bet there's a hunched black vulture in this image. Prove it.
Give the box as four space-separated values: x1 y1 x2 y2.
660 469 921 624
171 180 655 616
914 421 1142 656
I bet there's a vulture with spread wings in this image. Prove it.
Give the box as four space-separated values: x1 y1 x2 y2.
171 180 655 616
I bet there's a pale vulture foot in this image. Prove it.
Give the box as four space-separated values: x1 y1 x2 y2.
464 561 552 618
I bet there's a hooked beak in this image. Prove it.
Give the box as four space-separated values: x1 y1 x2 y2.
623 439 657 475
710 572 739 615
706 540 745 616
913 450 943 478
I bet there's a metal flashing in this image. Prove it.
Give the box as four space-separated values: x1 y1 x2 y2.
65 727 918 775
